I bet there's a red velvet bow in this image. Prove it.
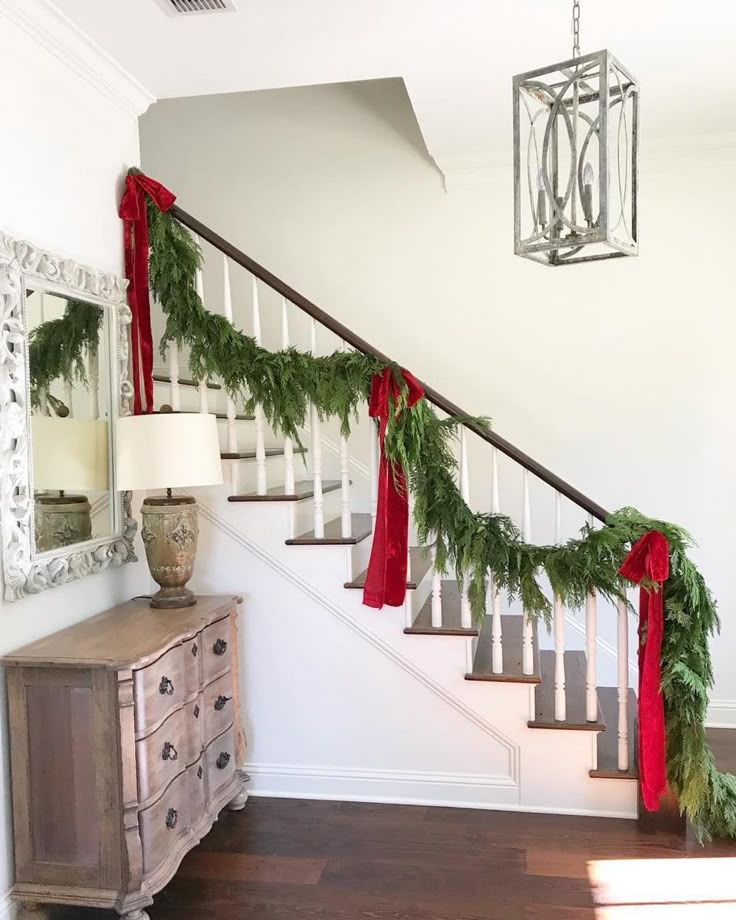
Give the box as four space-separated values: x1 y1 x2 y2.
119 172 177 414
619 530 670 811
363 367 425 609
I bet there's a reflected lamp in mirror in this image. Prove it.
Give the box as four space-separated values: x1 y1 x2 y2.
32 417 110 553
116 413 223 610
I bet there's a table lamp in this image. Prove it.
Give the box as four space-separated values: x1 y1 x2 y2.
116 412 223 609
32 416 110 553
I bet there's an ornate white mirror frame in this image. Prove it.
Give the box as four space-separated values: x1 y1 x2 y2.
0 231 137 601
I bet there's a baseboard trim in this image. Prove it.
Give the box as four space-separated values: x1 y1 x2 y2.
707 700 736 728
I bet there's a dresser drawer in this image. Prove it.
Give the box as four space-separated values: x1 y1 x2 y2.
183 636 201 695
201 617 232 683
134 644 187 736
205 725 236 804
202 672 234 746
136 698 203 806
140 757 206 878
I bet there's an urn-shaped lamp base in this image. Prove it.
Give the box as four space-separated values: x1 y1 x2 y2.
141 495 199 610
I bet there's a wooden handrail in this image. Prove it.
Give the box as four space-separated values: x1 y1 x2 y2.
171 205 610 523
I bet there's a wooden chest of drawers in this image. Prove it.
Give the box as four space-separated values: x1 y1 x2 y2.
3 595 248 920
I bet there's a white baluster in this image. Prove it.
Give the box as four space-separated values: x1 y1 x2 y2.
222 255 238 492
339 340 352 538
431 540 443 628
251 277 267 496
310 320 324 538
521 469 534 675
281 297 295 494
369 418 379 525
585 589 599 722
617 592 630 770
195 253 209 414
553 491 566 721
88 346 100 419
459 428 472 630
64 380 74 419
490 447 503 674
168 340 181 412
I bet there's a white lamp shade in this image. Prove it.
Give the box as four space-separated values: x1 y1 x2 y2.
115 413 223 492
32 417 110 493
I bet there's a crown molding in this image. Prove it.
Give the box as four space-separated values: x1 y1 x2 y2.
0 0 155 118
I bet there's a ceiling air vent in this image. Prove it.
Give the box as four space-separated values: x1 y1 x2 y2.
155 0 237 15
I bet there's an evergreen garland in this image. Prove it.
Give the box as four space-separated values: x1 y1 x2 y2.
29 299 104 410
145 187 734 841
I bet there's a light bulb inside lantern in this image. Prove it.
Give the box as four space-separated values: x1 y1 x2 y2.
582 162 595 225
536 168 545 191
536 168 547 228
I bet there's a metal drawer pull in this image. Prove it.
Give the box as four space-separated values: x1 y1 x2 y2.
193 704 200 719
165 808 178 829
159 677 174 695
197 765 203 779
162 742 178 761
216 752 231 770
214 695 231 712
212 638 228 656
192 643 198 657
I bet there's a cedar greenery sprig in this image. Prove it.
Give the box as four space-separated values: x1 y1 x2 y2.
142 182 732 841
29 299 104 409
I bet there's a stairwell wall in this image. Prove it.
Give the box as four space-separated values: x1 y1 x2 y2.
139 80 736 719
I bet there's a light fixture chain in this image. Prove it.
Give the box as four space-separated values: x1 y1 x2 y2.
572 0 581 58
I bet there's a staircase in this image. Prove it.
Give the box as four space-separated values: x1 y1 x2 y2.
149 205 640 819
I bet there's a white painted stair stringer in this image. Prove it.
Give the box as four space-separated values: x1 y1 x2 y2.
190 486 637 818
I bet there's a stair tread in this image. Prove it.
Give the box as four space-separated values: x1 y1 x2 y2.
465 614 541 683
154 373 221 390
344 546 432 590
154 409 255 421
528 650 605 731
221 447 307 460
228 480 341 502
404 581 479 636
286 514 372 546
590 686 638 779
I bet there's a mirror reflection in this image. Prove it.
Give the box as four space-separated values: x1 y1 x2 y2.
26 289 115 554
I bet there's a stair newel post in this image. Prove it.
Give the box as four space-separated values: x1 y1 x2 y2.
222 255 239 493
521 469 534 675
339 340 352 539
553 491 567 721
281 297 295 495
585 510 599 723
310 319 324 539
167 341 181 412
459 427 472 630
490 447 503 674
195 247 209 414
251 276 267 496
616 590 630 771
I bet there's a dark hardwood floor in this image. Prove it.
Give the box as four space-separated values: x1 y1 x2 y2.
48 795 736 920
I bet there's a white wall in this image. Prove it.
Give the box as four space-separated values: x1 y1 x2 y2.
140 79 736 720
0 2 152 913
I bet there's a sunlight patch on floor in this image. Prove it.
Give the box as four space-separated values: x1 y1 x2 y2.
588 857 736 918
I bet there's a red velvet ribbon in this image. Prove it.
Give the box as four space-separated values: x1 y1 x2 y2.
363 367 425 609
619 530 670 811
119 172 177 414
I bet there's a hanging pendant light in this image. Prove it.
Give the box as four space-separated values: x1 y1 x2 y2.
513 0 639 265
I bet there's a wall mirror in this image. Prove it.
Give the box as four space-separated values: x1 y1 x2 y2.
0 232 137 601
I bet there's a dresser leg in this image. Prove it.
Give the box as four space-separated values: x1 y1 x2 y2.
226 769 250 811
121 911 150 920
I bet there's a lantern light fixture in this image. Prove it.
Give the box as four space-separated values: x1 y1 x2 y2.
513 0 639 266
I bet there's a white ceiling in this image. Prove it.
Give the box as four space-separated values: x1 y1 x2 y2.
56 0 736 179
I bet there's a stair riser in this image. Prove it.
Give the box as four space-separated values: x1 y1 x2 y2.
154 380 229 414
